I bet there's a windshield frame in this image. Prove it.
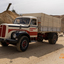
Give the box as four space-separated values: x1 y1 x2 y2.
13 18 30 25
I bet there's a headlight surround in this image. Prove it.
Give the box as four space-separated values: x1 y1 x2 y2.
13 33 17 38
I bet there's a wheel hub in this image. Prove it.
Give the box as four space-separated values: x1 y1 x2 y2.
22 40 27 49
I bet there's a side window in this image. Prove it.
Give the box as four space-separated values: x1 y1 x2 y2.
30 19 37 25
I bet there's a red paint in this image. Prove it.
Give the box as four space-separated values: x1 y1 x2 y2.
30 28 36 31
8 29 19 33
2 25 6 37
38 22 41 23
0 25 6 37
0 28 2 36
37 33 47 39
30 37 37 40
0 25 2 36
8 29 38 35
29 32 37 35
6 42 9 45
30 28 36 30
22 40 27 47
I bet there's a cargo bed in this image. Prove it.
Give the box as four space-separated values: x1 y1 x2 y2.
23 13 61 33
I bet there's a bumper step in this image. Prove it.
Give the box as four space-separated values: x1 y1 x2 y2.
6 39 18 44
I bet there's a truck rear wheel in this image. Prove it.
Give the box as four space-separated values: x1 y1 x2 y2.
16 36 29 52
49 34 57 44
1 42 9 46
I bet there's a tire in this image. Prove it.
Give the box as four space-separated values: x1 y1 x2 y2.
16 36 29 52
49 34 57 44
56 33 58 41
1 42 9 46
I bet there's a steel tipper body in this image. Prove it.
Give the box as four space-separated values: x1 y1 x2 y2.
0 14 61 52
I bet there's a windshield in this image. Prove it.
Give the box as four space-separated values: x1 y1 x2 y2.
14 18 30 24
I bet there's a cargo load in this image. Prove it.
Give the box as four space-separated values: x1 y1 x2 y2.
23 13 61 33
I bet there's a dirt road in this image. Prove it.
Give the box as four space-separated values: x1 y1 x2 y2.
0 36 64 64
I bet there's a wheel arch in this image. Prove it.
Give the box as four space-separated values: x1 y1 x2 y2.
45 32 58 39
17 32 31 42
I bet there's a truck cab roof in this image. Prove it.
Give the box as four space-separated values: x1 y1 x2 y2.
17 16 37 19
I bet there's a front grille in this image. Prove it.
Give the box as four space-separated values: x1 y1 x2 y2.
0 25 2 37
2 25 6 37
0 25 6 37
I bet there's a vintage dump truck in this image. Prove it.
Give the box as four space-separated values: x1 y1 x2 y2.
0 13 61 51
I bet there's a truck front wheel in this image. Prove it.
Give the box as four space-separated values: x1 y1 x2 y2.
49 34 57 44
1 42 9 46
16 36 29 52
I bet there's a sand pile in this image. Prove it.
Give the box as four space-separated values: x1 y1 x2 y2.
0 11 19 24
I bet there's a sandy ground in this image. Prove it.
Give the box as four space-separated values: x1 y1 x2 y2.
0 36 64 64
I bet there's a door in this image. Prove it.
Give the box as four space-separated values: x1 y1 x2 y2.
29 19 38 37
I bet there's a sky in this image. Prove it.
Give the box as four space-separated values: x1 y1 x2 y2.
0 0 64 15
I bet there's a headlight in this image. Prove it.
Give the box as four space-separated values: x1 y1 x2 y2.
13 33 16 38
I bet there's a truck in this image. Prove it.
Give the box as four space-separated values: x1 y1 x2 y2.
0 13 61 52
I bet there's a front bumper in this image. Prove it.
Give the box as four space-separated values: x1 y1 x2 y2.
6 39 18 44
0 38 4 42
0 38 18 44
